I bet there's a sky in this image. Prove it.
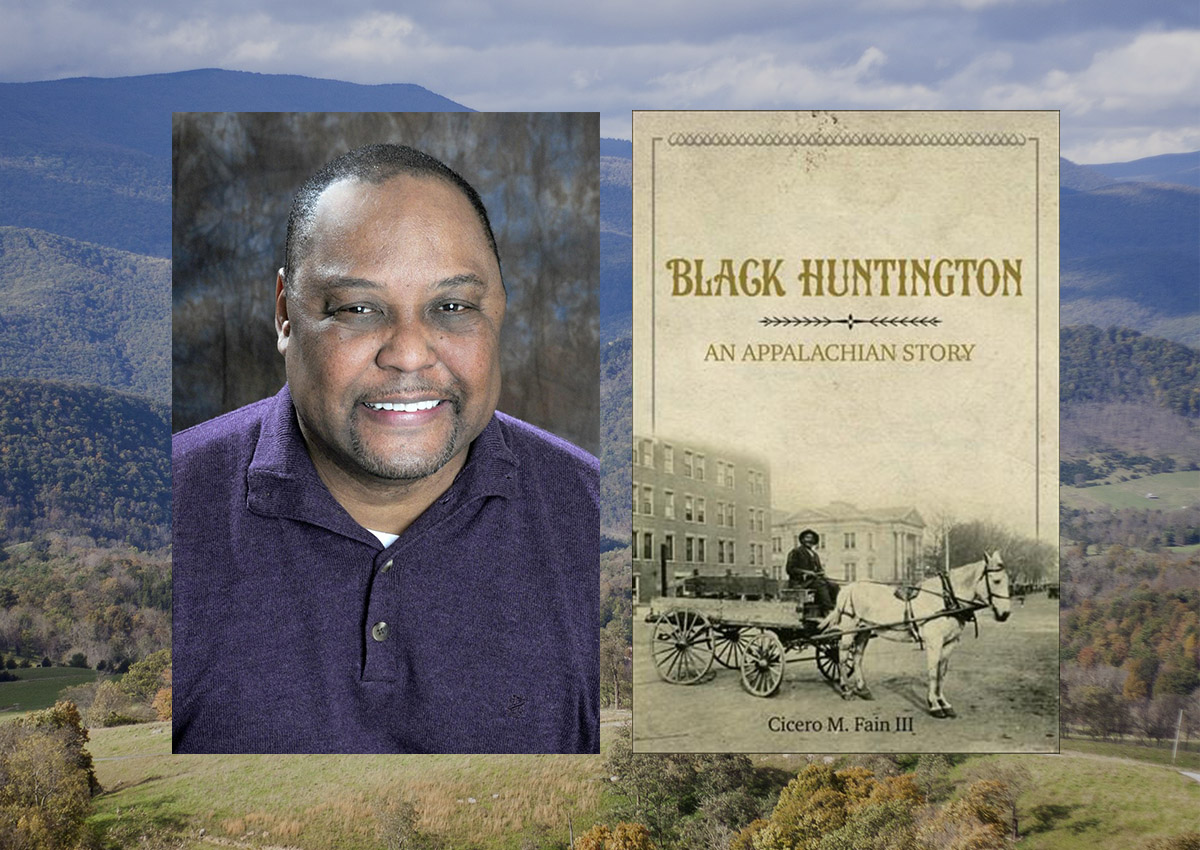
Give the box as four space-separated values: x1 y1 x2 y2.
1 1 1197 162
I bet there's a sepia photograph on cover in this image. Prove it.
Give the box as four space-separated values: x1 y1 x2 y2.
631 110 1059 753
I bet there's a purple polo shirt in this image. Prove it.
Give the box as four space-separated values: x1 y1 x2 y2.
172 386 599 753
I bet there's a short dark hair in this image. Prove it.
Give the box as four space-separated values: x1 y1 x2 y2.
282 143 502 286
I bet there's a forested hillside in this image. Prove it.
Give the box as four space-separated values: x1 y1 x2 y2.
0 378 170 549
0 537 170 669
0 228 170 401
1061 325 1200 416
601 335 632 537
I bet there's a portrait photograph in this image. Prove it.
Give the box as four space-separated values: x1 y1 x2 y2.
171 112 601 754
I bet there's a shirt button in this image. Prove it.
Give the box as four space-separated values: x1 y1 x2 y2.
371 622 390 642
381 558 393 573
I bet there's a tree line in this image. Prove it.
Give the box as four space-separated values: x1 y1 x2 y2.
0 378 170 551
1061 325 1200 417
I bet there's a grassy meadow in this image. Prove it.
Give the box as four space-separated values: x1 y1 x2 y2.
966 743 1200 849
1061 470 1199 511
0 666 98 720
88 721 618 850
80 720 1200 849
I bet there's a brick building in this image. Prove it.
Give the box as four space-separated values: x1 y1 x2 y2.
631 435 772 603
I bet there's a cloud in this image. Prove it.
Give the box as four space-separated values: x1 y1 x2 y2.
0 2 1195 161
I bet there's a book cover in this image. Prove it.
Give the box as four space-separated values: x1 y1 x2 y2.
631 111 1059 753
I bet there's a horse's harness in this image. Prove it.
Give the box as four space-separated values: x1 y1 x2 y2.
898 561 1008 646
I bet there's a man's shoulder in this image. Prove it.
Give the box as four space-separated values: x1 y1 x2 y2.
172 396 277 465
493 411 599 476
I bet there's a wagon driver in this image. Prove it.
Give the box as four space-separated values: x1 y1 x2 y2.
786 529 836 617
172 143 599 755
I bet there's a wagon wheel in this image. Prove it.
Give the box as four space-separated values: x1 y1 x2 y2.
651 610 715 684
739 631 786 697
814 641 855 683
712 626 763 669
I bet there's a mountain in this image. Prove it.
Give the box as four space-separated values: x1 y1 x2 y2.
1060 177 1200 346
0 227 170 402
0 69 470 258
1060 326 1200 481
0 378 170 549
600 335 633 538
1087 150 1200 188
600 141 633 335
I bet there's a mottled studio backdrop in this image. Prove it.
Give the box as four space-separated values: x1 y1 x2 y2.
172 112 599 455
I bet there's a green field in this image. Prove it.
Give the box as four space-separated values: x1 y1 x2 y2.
0 666 98 720
1062 736 1200 771
1061 470 1199 511
79 720 1200 850
88 720 622 850
971 742 1200 849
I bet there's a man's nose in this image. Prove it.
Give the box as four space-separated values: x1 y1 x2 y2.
375 317 438 372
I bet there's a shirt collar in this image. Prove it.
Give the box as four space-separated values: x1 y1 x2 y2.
246 385 519 540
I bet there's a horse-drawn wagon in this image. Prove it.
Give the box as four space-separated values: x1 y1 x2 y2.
648 552 1013 717
648 590 840 697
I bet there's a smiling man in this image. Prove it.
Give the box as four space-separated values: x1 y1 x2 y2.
172 144 600 754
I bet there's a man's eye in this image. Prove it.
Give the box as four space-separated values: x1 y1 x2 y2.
438 302 471 313
334 304 377 316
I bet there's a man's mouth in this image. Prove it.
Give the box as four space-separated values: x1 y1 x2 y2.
362 400 443 413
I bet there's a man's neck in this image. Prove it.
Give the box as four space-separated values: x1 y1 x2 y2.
309 449 469 537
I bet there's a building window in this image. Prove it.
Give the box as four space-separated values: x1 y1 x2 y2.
729 541 735 564
643 532 654 562
694 454 705 481
696 497 706 524
717 540 725 565
868 532 874 550
639 439 653 467
866 558 874 579
642 486 653 516
683 451 693 478
684 495 694 522
749 544 756 567
844 532 856 550
685 535 695 563
664 490 675 519
696 536 707 564
845 561 857 581
632 530 638 558
631 484 638 515
716 501 725 527
663 444 674 474
725 503 736 528
632 445 638 465
665 534 675 562
772 536 782 554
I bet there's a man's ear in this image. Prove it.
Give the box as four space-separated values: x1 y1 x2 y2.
275 269 290 355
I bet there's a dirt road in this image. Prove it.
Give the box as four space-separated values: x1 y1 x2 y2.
633 594 1059 753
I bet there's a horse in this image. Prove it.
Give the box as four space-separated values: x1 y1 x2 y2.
816 552 1011 718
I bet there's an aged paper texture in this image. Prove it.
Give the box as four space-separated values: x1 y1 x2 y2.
632 111 1058 753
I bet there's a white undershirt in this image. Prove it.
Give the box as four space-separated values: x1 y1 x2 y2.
367 528 400 548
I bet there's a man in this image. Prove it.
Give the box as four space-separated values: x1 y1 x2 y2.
786 529 834 618
172 144 599 754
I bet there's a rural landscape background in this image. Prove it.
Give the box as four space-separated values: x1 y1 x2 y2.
0 69 1197 849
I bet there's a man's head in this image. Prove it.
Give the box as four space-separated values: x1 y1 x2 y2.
275 144 505 492
800 530 819 547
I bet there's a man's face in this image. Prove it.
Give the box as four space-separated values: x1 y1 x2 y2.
276 174 504 487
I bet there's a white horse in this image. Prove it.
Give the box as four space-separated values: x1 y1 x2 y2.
817 552 1011 718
